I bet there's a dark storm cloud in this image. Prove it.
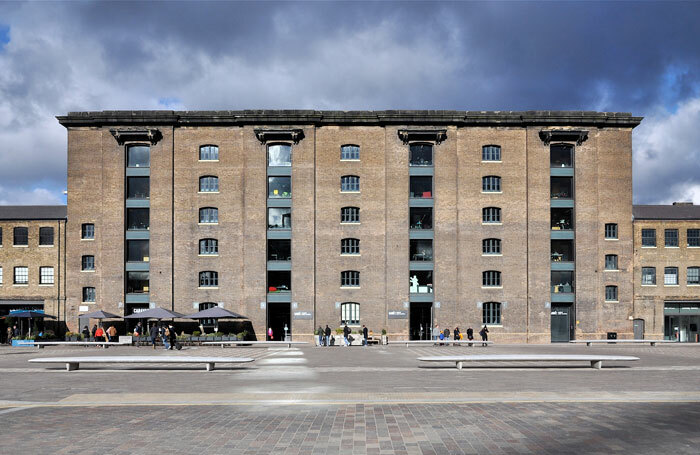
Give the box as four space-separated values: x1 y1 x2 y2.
0 1 699 204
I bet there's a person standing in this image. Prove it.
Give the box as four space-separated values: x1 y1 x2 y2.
362 325 368 347
81 325 90 341
443 327 450 341
150 323 158 349
317 326 324 346
267 327 273 341
466 327 474 341
91 324 97 340
168 324 177 350
432 324 440 341
162 324 170 350
479 325 489 346
454 327 461 342
7 326 13 344
324 325 331 348
106 325 117 343
94 326 105 347
343 324 350 347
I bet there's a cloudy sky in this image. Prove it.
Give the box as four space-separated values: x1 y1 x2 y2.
1 1 699 206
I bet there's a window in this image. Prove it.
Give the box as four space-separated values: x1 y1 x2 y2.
126 271 149 293
268 176 291 198
268 208 291 229
482 238 501 255
409 143 432 166
127 240 149 262
14 266 28 284
127 208 149 230
39 227 54 246
605 254 618 270
0 227 3 245
551 208 573 230
199 145 219 161
551 239 574 262
82 287 96 302
199 271 219 287
410 207 432 229
199 207 218 224
199 239 218 255
641 229 656 247
409 270 433 293
605 285 618 301
127 145 150 168
642 267 656 285
410 176 432 198
268 144 291 166
81 255 95 271
551 177 572 199
127 177 150 199
482 207 501 224
410 239 433 261
13 227 28 246
482 145 501 161
341 207 360 223
341 175 360 192
199 176 219 192
688 267 700 285
340 144 360 160
551 271 574 293
341 238 360 255
605 223 618 239
688 229 700 247
268 239 291 261
0 267 2 285
341 302 360 325
550 144 573 168
482 176 501 192
664 267 678 285
81 223 95 240
482 302 501 324
482 270 501 287
268 271 291 292
665 229 679 247
341 270 360 287
39 267 54 284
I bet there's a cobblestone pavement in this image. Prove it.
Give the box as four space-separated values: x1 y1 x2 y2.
1 402 699 454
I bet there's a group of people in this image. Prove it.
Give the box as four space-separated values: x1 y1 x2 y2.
432 325 489 344
81 324 117 344
5 325 20 343
78 321 177 349
317 324 370 347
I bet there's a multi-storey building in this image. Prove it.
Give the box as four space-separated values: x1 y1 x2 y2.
56 110 645 343
633 203 700 342
0 206 67 335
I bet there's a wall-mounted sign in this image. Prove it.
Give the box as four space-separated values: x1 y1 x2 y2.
260 302 266 309
434 302 441 309
79 305 89 312
293 311 313 320
388 310 408 319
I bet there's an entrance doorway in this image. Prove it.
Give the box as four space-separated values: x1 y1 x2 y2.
550 305 571 342
267 302 290 341
409 302 432 340
633 318 645 339
664 302 700 342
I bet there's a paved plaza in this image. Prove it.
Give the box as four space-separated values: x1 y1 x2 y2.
1 343 699 454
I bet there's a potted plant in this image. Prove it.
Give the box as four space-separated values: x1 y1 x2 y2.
381 329 388 345
191 331 201 342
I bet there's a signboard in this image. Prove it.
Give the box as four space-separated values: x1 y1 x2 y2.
388 310 408 319
293 311 313 320
79 305 89 312
119 336 133 344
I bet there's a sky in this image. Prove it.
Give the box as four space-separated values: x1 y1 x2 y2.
1 1 699 206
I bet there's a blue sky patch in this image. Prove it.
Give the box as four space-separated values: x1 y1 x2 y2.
158 97 182 108
0 24 10 50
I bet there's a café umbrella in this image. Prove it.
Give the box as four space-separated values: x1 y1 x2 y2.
123 307 184 320
183 307 246 320
79 310 121 320
4 310 56 337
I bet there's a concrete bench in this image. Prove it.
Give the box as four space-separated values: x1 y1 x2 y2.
29 356 254 371
34 341 128 349
393 340 493 347
202 340 309 349
417 354 639 370
570 340 675 347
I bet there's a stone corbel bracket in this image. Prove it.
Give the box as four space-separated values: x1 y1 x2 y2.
539 129 589 146
254 128 305 144
398 129 447 145
110 128 162 145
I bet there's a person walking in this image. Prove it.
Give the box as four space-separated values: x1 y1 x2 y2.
324 325 331 347
443 327 450 341
362 325 368 347
168 324 177 350
432 324 440 341
7 326 13 344
106 325 117 343
317 326 324 346
81 325 90 341
94 326 105 347
343 324 350 347
479 325 489 346
267 327 273 341
91 324 97 340
150 323 158 349
134 321 143 337
162 324 170 350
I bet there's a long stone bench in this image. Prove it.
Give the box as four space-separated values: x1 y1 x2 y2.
417 354 639 370
29 356 255 371
392 340 493 347
202 340 309 348
34 341 128 349
570 340 676 347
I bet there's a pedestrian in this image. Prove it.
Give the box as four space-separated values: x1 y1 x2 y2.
443 327 450 341
134 321 143 337
267 327 273 341
7 326 13 344
479 325 489 346
106 325 117 343
91 324 97 340
168 324 177 350
162 324 170 350
432 324 440 341
362 325 368 347
13 324 20 338
467 327 474 341
150 323 158 349
343 324 350 347
94 325 105 347
81 325 90 340
324 325 331 347
454 327 461 342
317 326 324 346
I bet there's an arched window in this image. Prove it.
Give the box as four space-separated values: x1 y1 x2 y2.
482 207 501 223
482 239 501 255
341 238 360 255
482 145 501 161
482 270 501 287
482 302 501 324
341 175 360 192
341 302 360 325
199 271 219 287
605 285 618 301
199 145 219 161
341 144 360 160
482 176 501 192
409 143 433 166
199 207 218 224
341 271 360 287
550 143 573 168
198 302 217 327
127 144 150 168
341 207 360 223
199 238 218 255
268 144 292 166
199 176 219 192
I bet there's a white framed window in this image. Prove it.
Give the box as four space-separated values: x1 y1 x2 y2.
341 175 360 192
199 145 219 161
605 285 618 301
340 302 360 325
482 207 501 223
268 144 292 166
641 229 656 247
482 238 501 255
664 267 678 285
340 144 360 160
482 176 501 192
81 223 95 239
688 229 700 247
14 266 28 284
199 238 218 255
641 267 656 285
688 267 700 285
199 207 218 223
82 287 95 302
482 270 501 287
39 266 54 284
341 238 360 255
199 271 219 287
341 207 360 223
482 145 501 161
482 302 501 324
341 270 360 287
199 176 219 192
604 254 618 270
665 229 679 247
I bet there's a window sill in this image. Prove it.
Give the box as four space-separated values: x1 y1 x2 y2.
38 284 54 287
687 284 700 287
481 160 502 164
481 191 503 194
198 223 219 226
484 324 503 327
13 284 28 287
482 254 503 257
604 238 619 241
665 246 680 249
81 270 96 273
481 286 503 289
13 245 28 248
198 160 219 163
664 284 680 287
340 286 360 289
340 222 360 225
81 238 95 241
688 246 700 248
641 246 656 248
82 301 96 304
340 191 361 194
198 254 219 257
340 159 361 162
641 284 657 287
604 269 619 273
340 254 360 257
604 300 619 303
197 191 220 194
482 222 502 226
198 287 219 290
269 196 292 199
38 245 55 248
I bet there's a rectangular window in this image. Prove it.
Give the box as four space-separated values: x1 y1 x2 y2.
341 145 360 160
39 267 54 284
664 267 678 285
551 239 574 262
341 270 360 287
268 208 291 229
482 145 501 161
127 177 150 199
482 207 501 224
551 271 574 293
551 208 573 230
127 145 150 168
410 239 433 261
551 177 573 199
688 267 700 285
410 207 433 229
267 239 291 261
409 144 432 166
641 267 656 285
482 238 501 255
81 223 95 239
341 238 360 255
14 266 28 284
604 254 618 270
482 302 501 324
550 144 574 168
605 223 618 239
199 207 218 224
82 287 95 302
341 207 360 223
665 229 679 247
13 227 28 246
688 229 700 247
641 229 656 247
39 227 54 246
482 176 501 192
268 271 291 292
482 270 501 287
198 271 219 287
126 271 149 293
605 285 618 301
198 239 218 256
268 144 291 166
0 267 3 285
81 255 95 271
341 302 360 325
199 176 219 192
341 175 360 192
127 240 150 261
127 208 149 230
268 176 291 198
410 176 432 198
